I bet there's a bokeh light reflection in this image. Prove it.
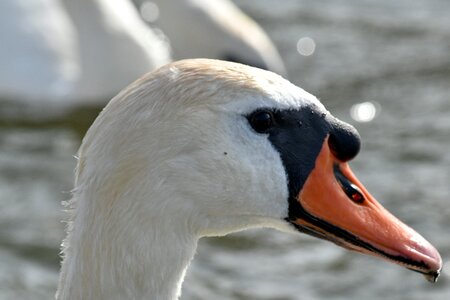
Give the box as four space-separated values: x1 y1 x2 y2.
350 101 379 123
140 1 160 23
296 37 316 56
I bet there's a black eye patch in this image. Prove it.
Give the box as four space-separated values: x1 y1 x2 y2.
245 104 361 219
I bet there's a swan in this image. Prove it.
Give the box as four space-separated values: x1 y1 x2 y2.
0 0 80 103
59 0 173 103
0 0 170 106
57 59 442 299
140 0 286 76
1 0 284 107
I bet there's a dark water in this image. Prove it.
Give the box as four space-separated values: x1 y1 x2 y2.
0 0 449 299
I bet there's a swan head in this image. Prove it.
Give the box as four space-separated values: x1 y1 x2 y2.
76 59 441 283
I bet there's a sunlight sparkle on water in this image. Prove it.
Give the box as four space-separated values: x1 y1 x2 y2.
350 101 378 122
296 37 316 56
140 1 160 23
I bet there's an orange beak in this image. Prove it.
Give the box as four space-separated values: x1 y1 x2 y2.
291 136 442 281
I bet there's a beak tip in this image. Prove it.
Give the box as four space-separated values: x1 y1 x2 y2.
424 268 441 283
416 236 442 272
428 252 443 281
404 233 443 281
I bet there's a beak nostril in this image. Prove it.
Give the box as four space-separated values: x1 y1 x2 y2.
333 164 365 204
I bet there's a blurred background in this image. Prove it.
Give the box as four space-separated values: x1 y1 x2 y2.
0 0 449 299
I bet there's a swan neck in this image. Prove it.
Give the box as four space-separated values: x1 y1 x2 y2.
57 191 199 300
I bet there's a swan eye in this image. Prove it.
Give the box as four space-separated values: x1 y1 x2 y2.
248 110 275 133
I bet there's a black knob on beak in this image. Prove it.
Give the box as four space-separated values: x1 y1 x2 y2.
328 119 361 162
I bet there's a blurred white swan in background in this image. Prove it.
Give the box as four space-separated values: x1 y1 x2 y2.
60 0 172 103
0 0 284 109
137 0 286 75
0 0 80 104
0 0 170 107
